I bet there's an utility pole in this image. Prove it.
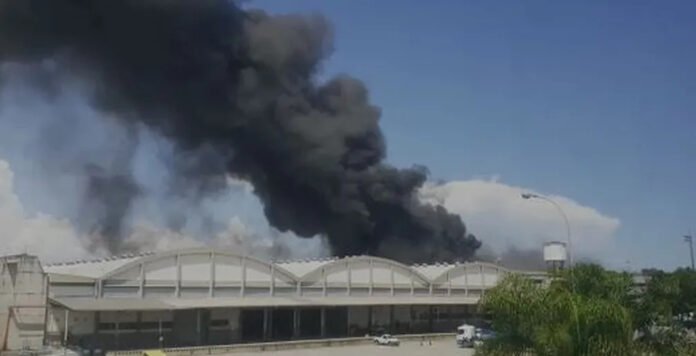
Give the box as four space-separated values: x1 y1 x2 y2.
685 234 695 270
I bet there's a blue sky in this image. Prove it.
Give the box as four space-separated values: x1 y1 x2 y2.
252 0 696 269
0 0 694 269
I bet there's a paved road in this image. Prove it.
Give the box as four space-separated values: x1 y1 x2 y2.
230 339 475 356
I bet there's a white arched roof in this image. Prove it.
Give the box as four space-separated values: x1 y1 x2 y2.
276 258 337 279
101 248 299 283
298 256 432 285
430 262 511 286
45 247 520 288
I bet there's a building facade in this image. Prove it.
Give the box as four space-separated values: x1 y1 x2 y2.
3 248 546 351
0 254 49 351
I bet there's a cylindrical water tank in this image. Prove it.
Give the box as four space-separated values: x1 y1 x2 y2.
543 241 567 269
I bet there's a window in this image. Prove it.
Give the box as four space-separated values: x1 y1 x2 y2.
119 322 139 330
98 323 116 331
209 319 229 329
140 321 173 331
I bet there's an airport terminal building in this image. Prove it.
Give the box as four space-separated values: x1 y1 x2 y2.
0 248 544 351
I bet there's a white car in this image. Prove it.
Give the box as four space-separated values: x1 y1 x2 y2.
456 324 476 347
373 334 400 346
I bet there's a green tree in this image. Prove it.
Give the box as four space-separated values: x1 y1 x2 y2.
478 267 633 356
637 270 680 327
480 264 696 355
557 264 633 305
673 268 696 317
634 268 696 355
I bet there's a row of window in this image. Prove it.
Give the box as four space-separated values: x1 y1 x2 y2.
98 321 173 331
97 320 230 332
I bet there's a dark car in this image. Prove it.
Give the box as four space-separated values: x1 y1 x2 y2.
473 328 497 347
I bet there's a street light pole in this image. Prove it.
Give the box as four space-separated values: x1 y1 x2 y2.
685 234 695 270
521 193 573 267
521 192 580 342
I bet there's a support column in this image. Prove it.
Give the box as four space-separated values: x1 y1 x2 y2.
262 309 269 341
240 257 246 297
115 311 120 349
389 305 394 334
409 305 414 333
269 309 274 340
464 269 469 297
346 263 352 296
136 311 142 348
428 306 434 332
196 309 201 346
139 263 145 298
292 309 300 339
63 309 69 346
368 260 374 296
93 311 100 350
320 308 326 338
390 266 395 296
209 252 215 297
410 273 415 296
367 306 373 335
346 307 352 337
175 254 181 297
158 318 163 348
447 272 452 296
237 310 244 343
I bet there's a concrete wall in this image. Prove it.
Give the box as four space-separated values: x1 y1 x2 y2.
46 308 95 342
44 304 481 352
0 255 48 351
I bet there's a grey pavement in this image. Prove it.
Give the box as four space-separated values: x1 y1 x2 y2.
229 339 475 356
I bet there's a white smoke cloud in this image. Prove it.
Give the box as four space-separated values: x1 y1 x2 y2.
0 158 327 262
0 159 91 261
123 217 328 260
420 179 621 259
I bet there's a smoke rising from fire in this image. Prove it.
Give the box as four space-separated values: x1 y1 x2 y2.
0 0 480 262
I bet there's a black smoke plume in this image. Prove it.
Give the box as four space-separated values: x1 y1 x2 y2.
82 164 141 252
0 0 481 262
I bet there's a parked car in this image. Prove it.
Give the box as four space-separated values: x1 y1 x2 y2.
373 334 400 346
473 328 497 347
456 324 476 347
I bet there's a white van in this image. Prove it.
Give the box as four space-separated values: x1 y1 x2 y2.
456 324 476 347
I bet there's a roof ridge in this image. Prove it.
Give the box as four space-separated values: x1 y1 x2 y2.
44 251 154 267
276 256 338 263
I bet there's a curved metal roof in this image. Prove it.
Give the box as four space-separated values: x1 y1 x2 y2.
276 258 337 279
298 255 432 285
430 262 511 284
44 247 521 286
100 247 298 282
